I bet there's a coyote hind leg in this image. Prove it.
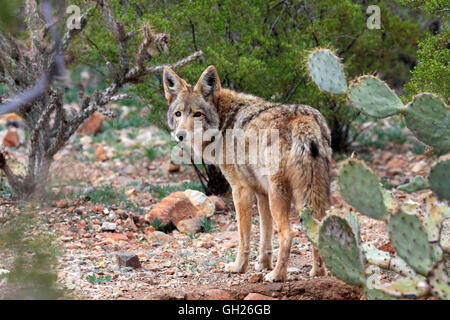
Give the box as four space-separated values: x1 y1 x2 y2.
264 186 292 282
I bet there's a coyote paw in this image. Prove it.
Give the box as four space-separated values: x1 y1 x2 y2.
255 260 272 272
309 266 326 277
264 270 286 282
224 262 247 273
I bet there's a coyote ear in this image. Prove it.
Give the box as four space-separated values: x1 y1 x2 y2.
194 65 221 102
163 67 187 104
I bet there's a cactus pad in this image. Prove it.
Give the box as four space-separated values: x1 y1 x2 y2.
347 75 404 118
424 197 450 242
397 175 429 193
363 266 397 300
363 286 397 300
387 210 436 276
307 48 347 94
429 262 450 300
318 215 365 285
373 275 429 298
405 93 450 154
300 207 319 246
346 211 360 245
338 159 388 220
362 244 415 277
428 159 450 201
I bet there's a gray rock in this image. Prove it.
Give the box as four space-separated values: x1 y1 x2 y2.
101 222 116 232
116 252 141 269
266 282 283 292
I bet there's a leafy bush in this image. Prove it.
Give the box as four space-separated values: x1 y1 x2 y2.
72 0 422 151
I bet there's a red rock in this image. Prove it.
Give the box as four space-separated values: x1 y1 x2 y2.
126 231 135 240
1 113 22 121
177 218 202 234
201 242 215 249
244 293 277 300
2 129 20 147
98 232 128 241
330 190 344 208
248 274 263 283
386 157 406 175
378 242 395 254
145 192 202 227
116 252 141 269
381 152 393 163
78 111 103 135
92 205 105 213
125 217 139 232
92 219 101 225
94 146 107 161
208 195 227 211
205 289 234 300
56 199 69 208
144 226 156 235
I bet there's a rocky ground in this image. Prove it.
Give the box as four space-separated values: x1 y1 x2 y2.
0 105 443 300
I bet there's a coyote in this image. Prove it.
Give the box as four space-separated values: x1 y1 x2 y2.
163 66 331 282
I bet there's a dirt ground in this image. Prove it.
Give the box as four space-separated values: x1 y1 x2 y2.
0 107 441 300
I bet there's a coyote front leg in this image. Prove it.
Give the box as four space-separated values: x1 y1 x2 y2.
225 186 253 273
255 193 273 271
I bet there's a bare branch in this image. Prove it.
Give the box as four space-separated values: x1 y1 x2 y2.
0 1 64 116
62 7 93 51
126 50 204 81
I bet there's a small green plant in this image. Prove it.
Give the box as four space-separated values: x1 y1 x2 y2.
149 217 176 234
86 274 111 285
188 233 200 240
224 249 236 263
84 185 123 204
144 147 158 162
199 216 217 233
0 211 64 299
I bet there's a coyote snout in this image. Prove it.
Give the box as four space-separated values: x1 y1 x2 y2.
164 65 332 282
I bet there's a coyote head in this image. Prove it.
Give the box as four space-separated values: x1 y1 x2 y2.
163 66 221 149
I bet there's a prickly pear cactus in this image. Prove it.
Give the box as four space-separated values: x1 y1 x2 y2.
404 93 450 154
362 244 415 277
347 75 404 118
429 262 450 300
428 159 450 201
373 275 429 298
397 175 429 193
346 211 360 245
387 210 437 276
424 197 450 243
300 207 319 246
318 215 365 285
338 159 389 220
304 46 450 300
307 48 347 94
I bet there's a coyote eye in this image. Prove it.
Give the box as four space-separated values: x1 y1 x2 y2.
193 112 202 118
175 111 181 117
